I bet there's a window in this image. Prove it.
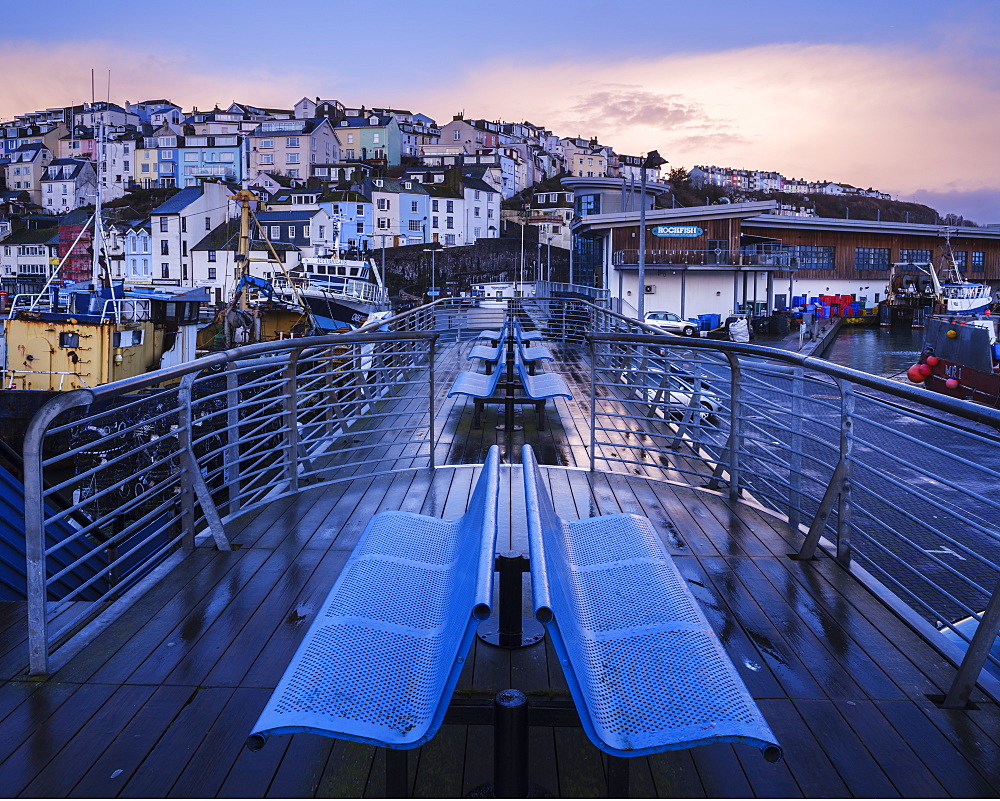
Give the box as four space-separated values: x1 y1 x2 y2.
161 241 169 255
408 220 421 232
898 249 931 268
377 198 389 210
205 216 212 231
286 137 299 147
356 222 364 234
161 150 172 159
208 267 217 279
411 201 418 213
487 208 494 219
952 251 968 270
161 263 170 278
474 227 481 237
303 225 310 237
453 131 461 140
270 226 280 239
208 251 216 262
446 217 454 229
113 329 144 347
446 201 454 213
260 138 273 148
318 225 325 239
357 205 364 215
288 169 299 178
432 216 439 228
141 164 149 173
444 234 456 245
184 152 198 162
345 149 355 159
286 153 299 164
58 332 79 348
182 241 187 257
160 218 169 232
474 190 481 200
377 218 389 230
972 251 985 272
575 194 601 216
854 247 890 271
431 200 439 212
474 207 480 217
260 154 273 165
181 218 186 233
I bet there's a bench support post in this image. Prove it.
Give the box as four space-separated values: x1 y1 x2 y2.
478 552 545 649
385 748 408 798
494 689 529 798
607 756 629 798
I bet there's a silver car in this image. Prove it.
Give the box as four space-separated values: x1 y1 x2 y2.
643 311 698 337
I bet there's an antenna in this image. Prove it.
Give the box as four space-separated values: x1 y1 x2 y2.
91 69 95 105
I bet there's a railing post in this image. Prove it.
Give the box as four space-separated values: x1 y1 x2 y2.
428 337 437 469
589 337 598 472
787 367 804 533
284 350 300 492
836 385 855 565
944 579 1000 708
709 351 743 498
225 362 241 515
178 374 230 551
23 389 95 676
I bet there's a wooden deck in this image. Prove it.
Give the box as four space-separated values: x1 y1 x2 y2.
1 339 999 797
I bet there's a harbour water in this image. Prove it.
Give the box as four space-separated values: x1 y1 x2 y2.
822 325 925 379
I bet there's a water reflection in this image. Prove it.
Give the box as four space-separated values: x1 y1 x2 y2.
822 326 926 379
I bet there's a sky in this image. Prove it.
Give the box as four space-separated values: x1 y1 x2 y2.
3 0 999 222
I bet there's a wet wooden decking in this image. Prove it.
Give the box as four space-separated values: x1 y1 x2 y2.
0 339 999 797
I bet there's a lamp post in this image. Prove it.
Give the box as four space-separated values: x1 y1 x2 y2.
518 199 529 297
536 242 542 283
423 247 436 298
637 149 668 320
546 236 552 282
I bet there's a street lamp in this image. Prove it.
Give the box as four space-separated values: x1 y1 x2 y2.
546 235 552 282
423 247 436 299
637 149 668 320
518 199 529 297
536 242 542 283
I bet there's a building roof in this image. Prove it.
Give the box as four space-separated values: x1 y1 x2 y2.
369 178 428 195
60 209 93 226
254 210 324 223
1 227 60 245
151 188 202 215
461 176 499 195
192 222 298 252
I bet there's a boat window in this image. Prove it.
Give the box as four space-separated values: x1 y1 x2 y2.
113 329 144 347
59 332 80 348
317 265 326 274
350 267 359 276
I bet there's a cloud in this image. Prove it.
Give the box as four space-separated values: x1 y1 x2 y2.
3 39 997 220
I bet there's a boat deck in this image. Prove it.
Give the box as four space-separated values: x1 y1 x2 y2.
0 340 999 797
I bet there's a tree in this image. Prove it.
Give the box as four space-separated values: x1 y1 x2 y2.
667 166 690 185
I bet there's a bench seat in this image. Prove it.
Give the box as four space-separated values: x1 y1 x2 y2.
514 351 570 402
248 447 500 751
448 364 503 401
522 445 781 761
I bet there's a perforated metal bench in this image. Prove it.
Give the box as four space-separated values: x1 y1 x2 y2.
522 444 782 762
511 316 544 343
513 350 571 430
467 320 508 374
448 362 505 427
248 446 500 760
513 320 553 369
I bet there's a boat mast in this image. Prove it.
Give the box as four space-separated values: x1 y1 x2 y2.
232 188 256 312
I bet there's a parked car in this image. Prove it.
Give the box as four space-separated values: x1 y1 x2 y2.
643 311 698 337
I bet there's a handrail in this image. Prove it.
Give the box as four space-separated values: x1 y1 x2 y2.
20 294 1000 708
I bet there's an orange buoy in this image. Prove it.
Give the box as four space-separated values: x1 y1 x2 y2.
918 363 932 376
945 378 960 389
925 355 939 366
907 364 926 383
947 329 959 339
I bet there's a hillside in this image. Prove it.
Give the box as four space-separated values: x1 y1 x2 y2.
666 176 956 226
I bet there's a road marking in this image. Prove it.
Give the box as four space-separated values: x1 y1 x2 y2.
922 546 967 561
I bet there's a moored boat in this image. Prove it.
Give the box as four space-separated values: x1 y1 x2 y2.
909 314 1000 407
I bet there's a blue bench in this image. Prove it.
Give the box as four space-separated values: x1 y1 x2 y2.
512 319 552 372
467 320 508 374
248 446 501 765
448 361 505 427
513 350 571 430
522 444 781 764
511 316 544 342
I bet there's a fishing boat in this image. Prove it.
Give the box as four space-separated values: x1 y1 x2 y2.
199 194 390 349
909 314 1000 407
882 229 994 327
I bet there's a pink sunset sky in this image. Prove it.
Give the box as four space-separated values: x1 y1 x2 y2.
3 0 998 222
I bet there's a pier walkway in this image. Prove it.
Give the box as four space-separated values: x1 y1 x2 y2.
1 311 999 797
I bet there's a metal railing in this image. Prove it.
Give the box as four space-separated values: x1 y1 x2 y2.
612 249 831 269
23 330 437 674
19 295 1000 706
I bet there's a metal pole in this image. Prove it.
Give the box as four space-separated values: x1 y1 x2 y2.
638 163 647 320
493 689 529 798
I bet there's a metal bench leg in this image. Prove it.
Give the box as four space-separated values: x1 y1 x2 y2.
607 755 629 798
494 689 529 798
536 401 547 431
386 748 408 798
473 399 483 429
